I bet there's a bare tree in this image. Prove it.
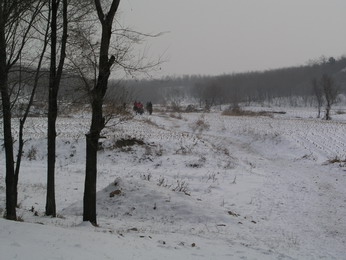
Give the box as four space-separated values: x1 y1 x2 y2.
0 0 16 221
82 0 162 224
45 0 68 217
321 74 338 120
83 0 122 225
14 3 50 206
312 78 323 118
0 0 46 221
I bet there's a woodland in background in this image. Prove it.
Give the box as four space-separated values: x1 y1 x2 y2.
4 56 346 117
120 56 346 109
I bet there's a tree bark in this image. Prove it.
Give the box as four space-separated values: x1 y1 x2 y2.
0 0 17 220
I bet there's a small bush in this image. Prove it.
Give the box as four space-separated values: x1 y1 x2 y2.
27 146 37 160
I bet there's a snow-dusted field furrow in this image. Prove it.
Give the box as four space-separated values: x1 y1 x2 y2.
200 114 346 161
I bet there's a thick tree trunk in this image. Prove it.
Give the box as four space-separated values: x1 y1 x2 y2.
83 109 101 224
83 0 120 225
83 80 107 225
0 6 17 220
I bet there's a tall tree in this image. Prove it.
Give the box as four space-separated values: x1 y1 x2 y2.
0 0 16 220
46 0 68 217
14 1 49 206
0 0 43 220
83 0 121 225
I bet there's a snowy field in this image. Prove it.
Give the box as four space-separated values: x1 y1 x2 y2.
1 107 346 259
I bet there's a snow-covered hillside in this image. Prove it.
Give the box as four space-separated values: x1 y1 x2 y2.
1 107 346 259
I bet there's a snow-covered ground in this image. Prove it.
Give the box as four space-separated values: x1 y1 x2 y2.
1 107 346 259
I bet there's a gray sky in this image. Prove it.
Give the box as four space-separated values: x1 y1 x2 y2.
119 0 346 77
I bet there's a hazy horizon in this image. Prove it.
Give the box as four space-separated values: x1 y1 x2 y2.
119 0 346 77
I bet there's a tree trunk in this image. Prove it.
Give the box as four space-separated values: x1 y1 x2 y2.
46 0 58 217
1 82 17 221
325 102 331 120
83 0 120 224
0 4 17 220
83 85 107 226
317 101 322 118
83 100 102 224
46 87 57 216
46 0 67 217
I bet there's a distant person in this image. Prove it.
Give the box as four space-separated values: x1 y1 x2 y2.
133 101 144 115
138 102 144 115
146 101 153 115
133 101 138 114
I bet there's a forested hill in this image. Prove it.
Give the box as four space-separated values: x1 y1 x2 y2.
116 56 346 105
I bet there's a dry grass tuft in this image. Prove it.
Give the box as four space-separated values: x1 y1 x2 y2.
222 107 273 117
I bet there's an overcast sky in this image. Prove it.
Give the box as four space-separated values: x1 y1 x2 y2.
119 0 346 77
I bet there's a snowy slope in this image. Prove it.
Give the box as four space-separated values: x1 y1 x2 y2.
1 108 346 259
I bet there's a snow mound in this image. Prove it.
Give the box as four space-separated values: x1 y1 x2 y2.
62 177 232 226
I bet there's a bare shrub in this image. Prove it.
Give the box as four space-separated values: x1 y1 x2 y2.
172 180 190 195
185 104 198 112
100 136 147 153
115 137 145 148
222 107 272 117
186 156 206 168
169 113 182 120
140 173 152 181
175 141 197 155
324 156 346 167
103 102 134 124
157 176 171 188
336 109 346 115
205 172 218 183
27 146 37 161
190 114 210 133
170 101 181 112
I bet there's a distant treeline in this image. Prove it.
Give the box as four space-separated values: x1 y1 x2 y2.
116 56 346 107
5 56 346 111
